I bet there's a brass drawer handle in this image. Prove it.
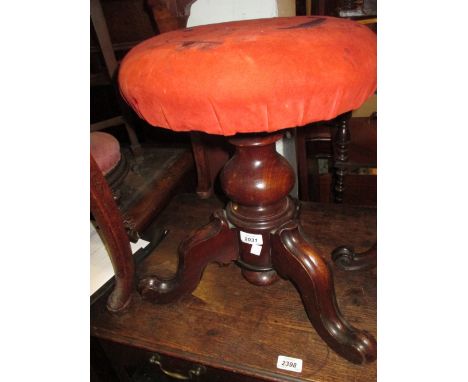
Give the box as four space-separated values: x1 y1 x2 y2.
149 353 206 380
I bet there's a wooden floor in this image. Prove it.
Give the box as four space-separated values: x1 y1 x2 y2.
91 193 376 382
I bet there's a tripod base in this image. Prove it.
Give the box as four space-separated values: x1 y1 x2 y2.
139 133 376 364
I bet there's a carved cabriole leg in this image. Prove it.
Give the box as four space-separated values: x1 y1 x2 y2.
138 210 238 303
332 112 351 203
332 242 377 271
271 221 377 364
91 155 135 312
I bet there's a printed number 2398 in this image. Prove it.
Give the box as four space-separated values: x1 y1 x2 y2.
277 355 302 372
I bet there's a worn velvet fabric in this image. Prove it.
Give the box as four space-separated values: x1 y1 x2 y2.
119 16 376 136
90 132 121 175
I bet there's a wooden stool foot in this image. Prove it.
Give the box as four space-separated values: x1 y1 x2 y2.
138 210 238 303
271 222 376 364
332 243 377 271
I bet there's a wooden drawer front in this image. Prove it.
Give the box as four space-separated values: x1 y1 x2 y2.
98 338 265 382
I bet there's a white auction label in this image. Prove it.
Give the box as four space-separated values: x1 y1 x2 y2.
276 355 303 373
250 244 262 256
240 231 263 245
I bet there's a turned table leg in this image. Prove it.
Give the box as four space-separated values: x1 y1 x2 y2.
139 210 238 303
271 221 377 364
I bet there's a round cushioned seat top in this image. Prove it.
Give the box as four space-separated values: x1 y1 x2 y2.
90 132 121 175
119 16 376 136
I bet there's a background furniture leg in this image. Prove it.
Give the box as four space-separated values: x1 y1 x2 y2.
91 155 135 312
295 126 311 201
332 112 352 203
91 0 143 161
190 132 212 198
332 242 377 271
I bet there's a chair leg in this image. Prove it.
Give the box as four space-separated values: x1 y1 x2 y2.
91 155 135 312
295 126 311 201
124 121 143 159
190 132 213 199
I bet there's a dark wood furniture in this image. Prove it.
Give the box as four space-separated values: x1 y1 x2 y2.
324 112 378 205
295 6 377 205
296 112 377 270
305 0 377 19
91 193 376 381
294 15 377 269
137 134 376 364
189 132 230 199
332 242 377 271
117 16 376 364
116 16 377 364
330 114 377 271
147 0 230 199
91 154 135 312
91 144 195 309
90 0 143 158
295 82 377 204
296 121 332 203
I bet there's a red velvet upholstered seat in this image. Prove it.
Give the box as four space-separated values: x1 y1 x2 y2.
119 16 376 136
90 132 121 175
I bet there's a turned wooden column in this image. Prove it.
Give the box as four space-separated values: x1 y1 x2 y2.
220 134 295 285
332 112 352 203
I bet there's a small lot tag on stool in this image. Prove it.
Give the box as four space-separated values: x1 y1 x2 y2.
240 231 263 245
250 244 262 256
240 231 263 256
277 355 303 373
